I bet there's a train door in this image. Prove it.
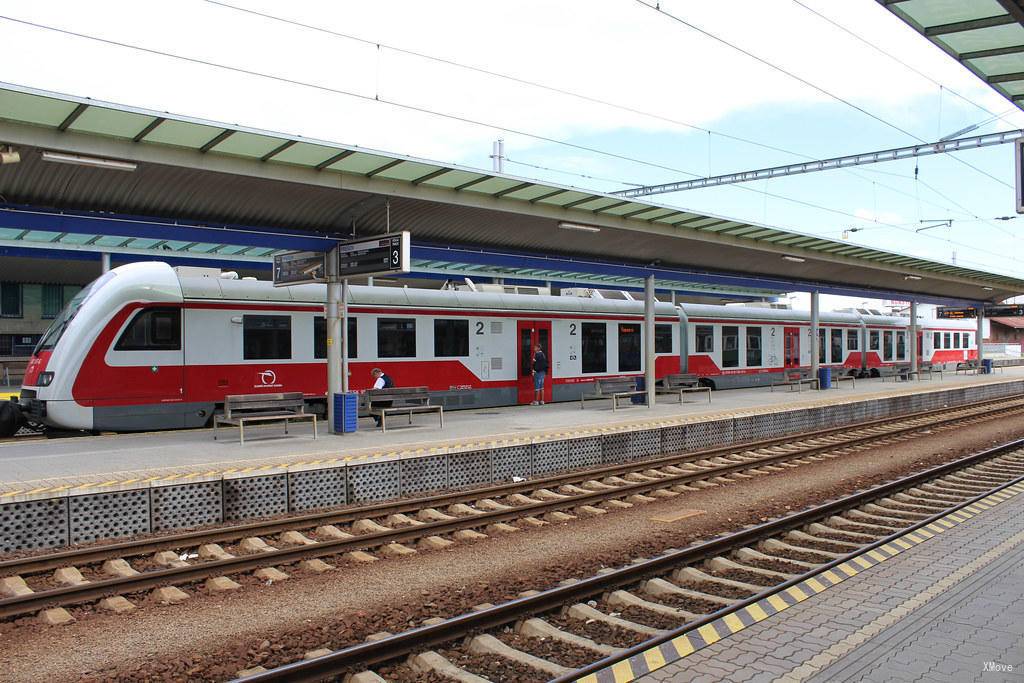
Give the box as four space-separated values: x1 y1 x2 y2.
783 327 800 369
517 320 552 404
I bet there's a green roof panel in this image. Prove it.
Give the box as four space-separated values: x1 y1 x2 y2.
210 131 284 158
937 23 1024 53
326 151 396 174
0 91 78 127
143 119 226 148
462 176 531 195
419 169 483 189
898 0 1005 27
67 107 156 139
269 142 344 166
373 161 443 182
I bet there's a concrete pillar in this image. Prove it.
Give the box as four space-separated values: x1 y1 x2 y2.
977 306 985 369
366 276 373 287
326 249 342 434
100 252 111 274
644 275 656 408
810 290 820 384
910 300 919 375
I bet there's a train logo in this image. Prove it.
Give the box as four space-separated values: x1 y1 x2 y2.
255 370 281 388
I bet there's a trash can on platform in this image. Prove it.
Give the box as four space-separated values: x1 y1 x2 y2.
982 359 993 375
817 367 831 390
632 376 647 404
333 392 359 433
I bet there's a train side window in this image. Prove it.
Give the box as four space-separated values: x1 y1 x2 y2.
746 326 762 367
695 325 714 353
618 323 641 372
964 333 971 348
581 322 607 373
243 315 291 360
933 332 941 349
434 319 469 357
846 329 858 351
818 328 827 364
314 317 357 359
953 333 960 349
883 331 894 361
378 318 417 358
115 307 181 351
655 324 672 354
722 325 739 368
897 331 906 359
831 329 842 363
869 331 880 351
943 332 951 349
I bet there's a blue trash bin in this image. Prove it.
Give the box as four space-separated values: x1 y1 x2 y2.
982 359 993 375
632 376 647 404
333 392 359 433
817 367 831 389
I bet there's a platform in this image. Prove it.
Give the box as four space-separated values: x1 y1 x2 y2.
632 473 1024 683
2 369 1021 491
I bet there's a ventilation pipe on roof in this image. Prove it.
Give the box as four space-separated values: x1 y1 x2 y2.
463 277 478 292
220 271 239 280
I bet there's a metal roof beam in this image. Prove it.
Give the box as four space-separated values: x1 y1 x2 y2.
200 130 235 153
260 140 296 162
960 43 1024 60
925 14 1015 37
315 149 355 170
988 71 1024 83
366 159 406 177
133 117 164 142
56 104 88 132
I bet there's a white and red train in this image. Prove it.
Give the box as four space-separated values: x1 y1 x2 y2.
5 262 977 435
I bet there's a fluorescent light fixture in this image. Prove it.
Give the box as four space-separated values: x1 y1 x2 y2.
558 221 601 233
781 255 806 263
904 274 923 281
41 151 137 172
983 286 994 291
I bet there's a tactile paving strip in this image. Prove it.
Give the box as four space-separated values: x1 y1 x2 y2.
69 489 150 545
224 474 287 521
151 481 223 532
288 467 347 512
0 497 68 553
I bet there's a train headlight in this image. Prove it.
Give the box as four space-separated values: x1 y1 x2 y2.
37 371 54 387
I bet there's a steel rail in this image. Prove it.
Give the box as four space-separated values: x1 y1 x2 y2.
0 399 1020 619
3 394 1020 578
236 438 1024 683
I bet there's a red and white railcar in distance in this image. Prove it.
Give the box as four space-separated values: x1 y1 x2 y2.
8 262 977 434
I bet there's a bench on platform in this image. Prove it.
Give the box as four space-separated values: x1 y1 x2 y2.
214 392 316 445
366 386 443 432
770 370 819 392
829 373 856 388
955 360 979 375
581 377 645 411
883 364 914 382
918 363 943 380
655 373 711 403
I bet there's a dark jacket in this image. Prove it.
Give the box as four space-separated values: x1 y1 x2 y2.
532 351 548 373
380 373 395 388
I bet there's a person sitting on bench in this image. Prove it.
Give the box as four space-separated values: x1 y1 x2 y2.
370 367 394 427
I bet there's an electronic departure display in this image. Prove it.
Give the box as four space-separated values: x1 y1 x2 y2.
937 304 1024 319
334 231 411 278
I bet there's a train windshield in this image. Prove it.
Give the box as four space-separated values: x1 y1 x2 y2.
33 271 117 354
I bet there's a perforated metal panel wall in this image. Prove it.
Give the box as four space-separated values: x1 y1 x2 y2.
492 445 532 481
151 481 222 532
0 498 67 553
662 425 686 452
289 467 347 512
449 450 492 488
568 436 603 469
348 461 401 503
629 429 661 460
602 433 630 463
532 440 570 475
224 475 287 521
69 489 150 545
400 455 448 495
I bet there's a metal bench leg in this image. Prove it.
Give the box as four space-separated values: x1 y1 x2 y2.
381 413 387 433
312 415 317 440
239 421 245 447
214 419 217 441
285 418 289 435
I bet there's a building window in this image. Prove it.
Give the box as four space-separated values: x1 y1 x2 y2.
695 325 714 353
943 332 951 349
243 315 291 360
722 325 739 368
0 335 11 356
933 332 941 349
581 322 607 373
655 324 673 354
314 317 357 359
884 330 894 361
115 308 182 351
42 284 65 319
897 331 906 359
870 330 880 351
434 319 469 357
618 323 641 372
819 328 827 363
831 329 843 364
0 283 22 318
847 329 858 351
377 318 416 358
746 327 762 367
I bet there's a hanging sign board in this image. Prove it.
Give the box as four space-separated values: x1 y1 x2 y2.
273 250 326 286
937 304 1024 319
333 231 410 278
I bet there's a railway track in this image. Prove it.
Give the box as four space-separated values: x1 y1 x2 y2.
2 394 1023 625
231 438 1024 683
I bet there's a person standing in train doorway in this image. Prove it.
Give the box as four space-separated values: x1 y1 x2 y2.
531 343 548 405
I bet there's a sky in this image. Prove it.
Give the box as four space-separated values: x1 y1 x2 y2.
1 0 1022 309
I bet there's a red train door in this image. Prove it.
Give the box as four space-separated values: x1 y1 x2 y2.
783 327 800 369
517 320 552 404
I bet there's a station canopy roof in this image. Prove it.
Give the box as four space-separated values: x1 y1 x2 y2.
878 0 1024 110
0 81 1022 305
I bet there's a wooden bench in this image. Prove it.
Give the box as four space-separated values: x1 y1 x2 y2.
655 373 711 403
214 392 316 445
581 377 645 411
366 386 443 432
770 370 819 392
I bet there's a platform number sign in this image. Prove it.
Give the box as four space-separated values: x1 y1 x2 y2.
333 231 411 278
